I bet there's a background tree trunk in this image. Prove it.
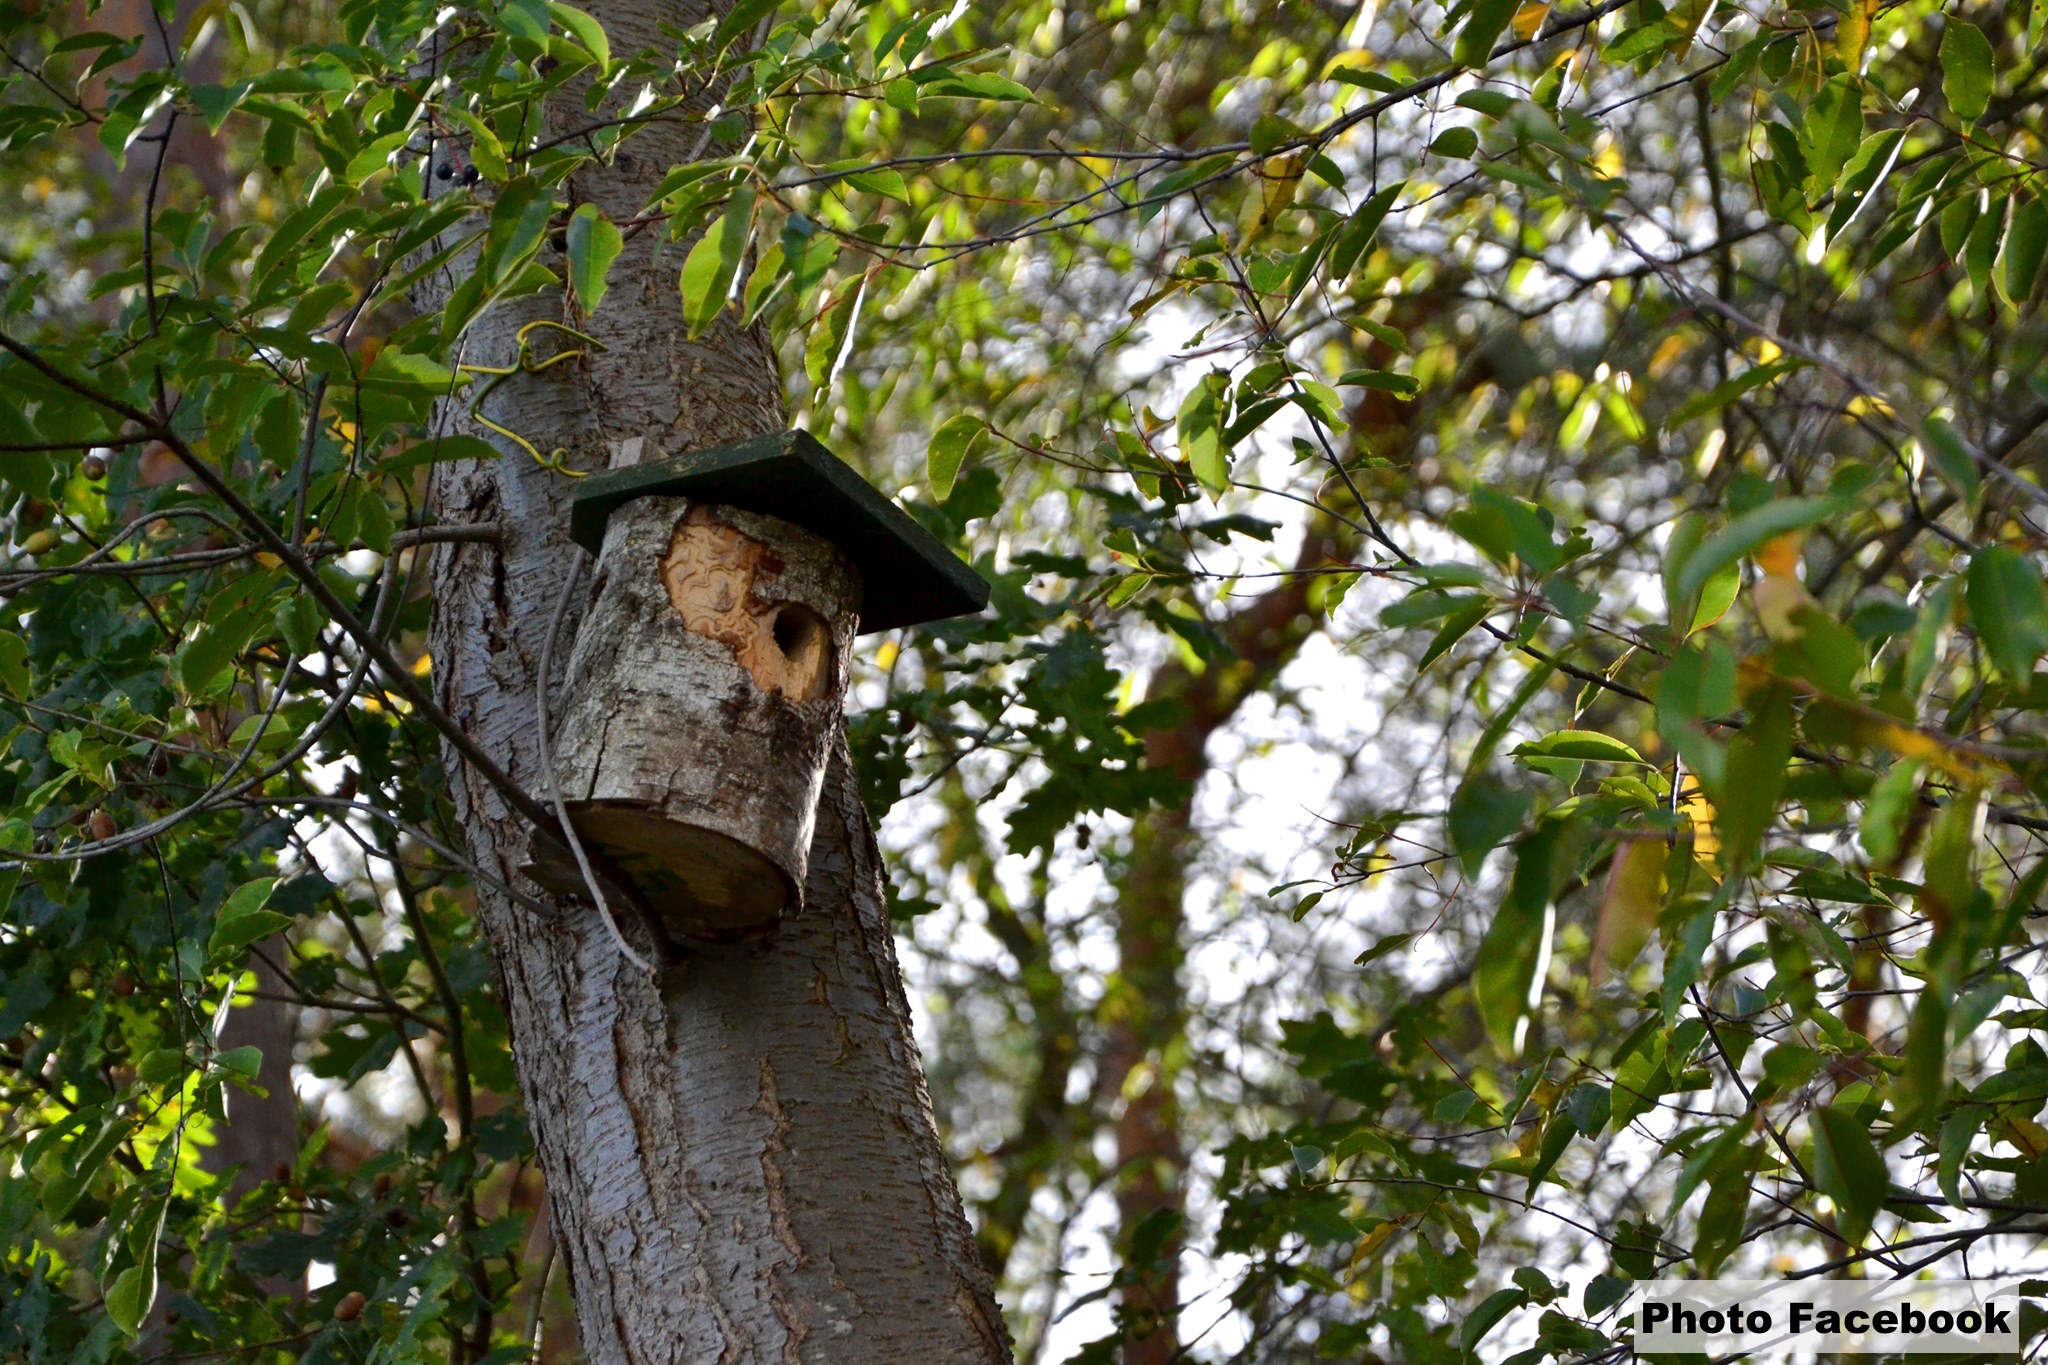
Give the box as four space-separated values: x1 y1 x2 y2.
416 3 1011 1360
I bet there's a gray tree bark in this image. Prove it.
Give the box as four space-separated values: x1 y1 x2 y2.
414 3 1012 1360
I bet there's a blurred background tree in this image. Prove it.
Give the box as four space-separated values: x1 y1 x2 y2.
3 0 2048 1359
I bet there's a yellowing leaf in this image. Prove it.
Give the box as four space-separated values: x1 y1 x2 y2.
1681 787 1720 873
1511 2 1549 37
1999 1115 2048 1159
1752 531 1803 578
1836 0 1870 69
1347 1212 1418 1278
1240 153 1306 248
1592 836 1664 984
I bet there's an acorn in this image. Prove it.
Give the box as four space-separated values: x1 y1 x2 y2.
112 972 135 997
18 499 48 527
80 453 107 481
371 1171 393 1197
21 529 57 556
151 747 171 777
88 809 117 841
273 1162 293 1183
337 767 358 801
334 1291 366 1322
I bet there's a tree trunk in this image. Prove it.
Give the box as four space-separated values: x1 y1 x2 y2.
416 3 1010 1359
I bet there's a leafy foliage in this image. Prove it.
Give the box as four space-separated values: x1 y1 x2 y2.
1 0 2047 1358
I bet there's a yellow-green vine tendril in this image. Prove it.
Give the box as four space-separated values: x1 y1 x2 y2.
459 320 608 477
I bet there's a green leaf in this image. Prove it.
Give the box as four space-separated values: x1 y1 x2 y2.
1894 987 1948 1132
1454 0 1520 67
1435 1089 1480 1122
1664 356 1805 428
490 0 549 42
1673 495 1841 605
713 0 779 50
1584 1273 1632 1316
566 205 624 313
107 1193 168 1335
1354 931 1415 967
1939 1107 1982 1206
106 1265 154 1336
1449 774 1531 876
1461 1287 1530 1355
42 1118 131 1222
1940 20 1995 123
0 631 28 697
1922 416 1981 501
483 178 555 288
1327 182 1403 280
1526 1113 1576 1193
1801 77 1864 191
1687 559 1741 635
1473 825 1558 1055
1419 598 1493 670
927 413 988 502
845 167 910 201
2004 195 2047 304
1335 368 1419 397
1178 371 1230 496
216 1045 265 1079
1430 126 1479 160
1808 1105 1886 1241
1515 730 1648 764
343 131 409 186
679 187 755 338
1966 544 2048 680
208 877 282 963
923 71 1035 102
547 3 610 66
1707 684 1793 870
274 595 323 657
177 606 263 698
1566 1083 1611 1136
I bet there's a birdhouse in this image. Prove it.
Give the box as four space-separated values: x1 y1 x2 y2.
533 431 987 941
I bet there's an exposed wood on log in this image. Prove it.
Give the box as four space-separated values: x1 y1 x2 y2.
544 497 857 937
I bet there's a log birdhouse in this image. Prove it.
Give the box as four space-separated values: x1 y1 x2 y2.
538 432 988 940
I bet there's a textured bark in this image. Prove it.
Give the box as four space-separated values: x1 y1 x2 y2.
544 497 859 936
415 2 1011 1359
206 950 298 1204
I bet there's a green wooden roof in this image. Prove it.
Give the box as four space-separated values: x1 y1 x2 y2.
568 430 989 634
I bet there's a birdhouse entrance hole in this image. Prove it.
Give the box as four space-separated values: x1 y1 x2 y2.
535 432 993 942
660 507 837 702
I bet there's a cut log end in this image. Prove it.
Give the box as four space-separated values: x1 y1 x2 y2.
532 801 795 938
